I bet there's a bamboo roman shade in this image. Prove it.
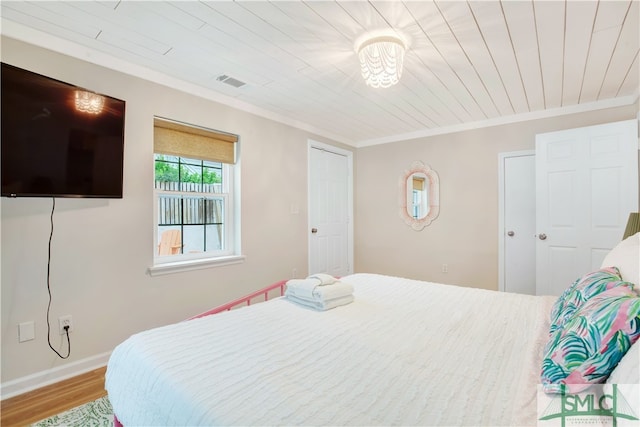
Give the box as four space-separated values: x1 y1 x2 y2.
154 118 237 164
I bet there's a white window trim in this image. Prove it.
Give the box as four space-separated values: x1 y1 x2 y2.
149 158 243 276
147 254 246 277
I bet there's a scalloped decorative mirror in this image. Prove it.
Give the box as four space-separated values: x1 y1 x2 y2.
399 161 440 230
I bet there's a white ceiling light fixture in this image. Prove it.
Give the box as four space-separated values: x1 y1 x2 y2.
356 32 407 89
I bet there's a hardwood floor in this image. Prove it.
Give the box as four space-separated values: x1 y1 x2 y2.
1 366 107 427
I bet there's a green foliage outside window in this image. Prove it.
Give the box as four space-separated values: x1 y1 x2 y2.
155 156 221 184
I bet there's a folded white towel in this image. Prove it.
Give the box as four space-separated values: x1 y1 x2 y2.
285 278 323 299
286 294 354 311
307 273 337 285
286 281 354 301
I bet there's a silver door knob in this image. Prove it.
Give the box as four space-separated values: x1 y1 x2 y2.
538 233 547 240
507 231 515 237
311 228 318 234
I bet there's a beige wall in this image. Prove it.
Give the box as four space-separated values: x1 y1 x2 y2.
0 37 352 384
354 104 639 290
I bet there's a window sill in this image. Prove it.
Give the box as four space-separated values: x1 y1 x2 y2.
148 255 246 277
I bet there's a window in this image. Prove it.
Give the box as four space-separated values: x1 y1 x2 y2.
152 117 241 271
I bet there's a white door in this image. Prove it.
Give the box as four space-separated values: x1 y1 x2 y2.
536 120 638 296
499 151 536 294
308 142 352 277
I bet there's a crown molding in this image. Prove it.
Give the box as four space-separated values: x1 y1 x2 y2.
357 94 640 148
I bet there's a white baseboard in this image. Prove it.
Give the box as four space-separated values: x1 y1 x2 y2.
0 351 111 400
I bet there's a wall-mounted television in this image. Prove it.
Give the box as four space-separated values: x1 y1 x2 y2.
1 62 126 198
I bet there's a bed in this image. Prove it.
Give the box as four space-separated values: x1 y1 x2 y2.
105 235 639 426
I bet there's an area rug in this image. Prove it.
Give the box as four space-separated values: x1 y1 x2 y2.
31 395 113 427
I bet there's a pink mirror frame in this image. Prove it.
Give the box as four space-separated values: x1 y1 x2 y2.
399 161 440 231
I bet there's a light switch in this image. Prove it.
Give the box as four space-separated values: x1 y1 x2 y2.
18 321 35 343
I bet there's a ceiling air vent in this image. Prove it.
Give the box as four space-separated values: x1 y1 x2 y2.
216 74 246 88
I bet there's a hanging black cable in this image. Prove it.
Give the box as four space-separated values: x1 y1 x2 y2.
46 197 71 359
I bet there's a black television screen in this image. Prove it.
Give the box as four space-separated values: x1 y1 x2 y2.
1 63 126 198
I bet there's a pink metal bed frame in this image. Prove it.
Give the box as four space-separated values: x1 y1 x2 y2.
189 279 287 320
112 279 288 427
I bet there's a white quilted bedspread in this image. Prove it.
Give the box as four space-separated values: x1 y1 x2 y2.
106 273 555 426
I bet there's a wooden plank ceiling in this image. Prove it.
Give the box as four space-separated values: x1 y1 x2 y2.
1 1 638 147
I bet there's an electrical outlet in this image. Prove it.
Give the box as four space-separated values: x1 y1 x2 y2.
292 268 298 278
442 264 448 273
58 315 73 335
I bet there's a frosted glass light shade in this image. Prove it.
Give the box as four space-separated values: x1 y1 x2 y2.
357 35 405 88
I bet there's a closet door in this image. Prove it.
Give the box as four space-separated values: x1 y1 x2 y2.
535 120 638 296
499 151 536 295
308 143 352 277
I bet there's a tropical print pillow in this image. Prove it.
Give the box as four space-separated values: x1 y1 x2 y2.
541 286 640 394
548 267 632 336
